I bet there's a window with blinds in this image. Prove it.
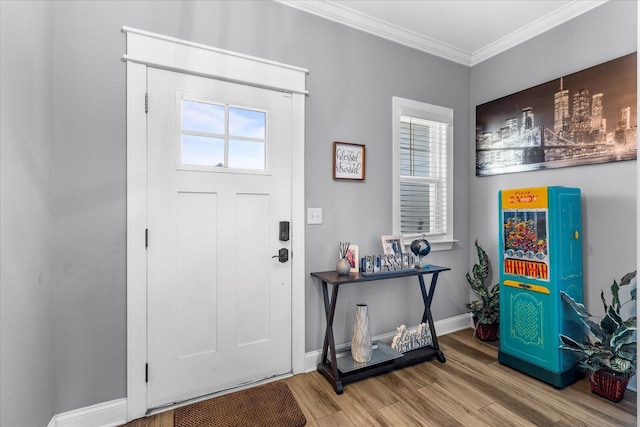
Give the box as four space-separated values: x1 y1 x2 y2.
392 97 454 249
399 116 448 236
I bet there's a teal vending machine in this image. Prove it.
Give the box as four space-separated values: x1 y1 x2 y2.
498 186 584 387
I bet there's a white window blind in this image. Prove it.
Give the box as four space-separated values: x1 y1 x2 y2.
399 116 448 237
392 97 454 250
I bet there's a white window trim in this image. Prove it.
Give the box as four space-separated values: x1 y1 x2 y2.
392 96 456 251
123 27 307 421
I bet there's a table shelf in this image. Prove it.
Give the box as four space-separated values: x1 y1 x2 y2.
311 265 450 394
335 341 403 373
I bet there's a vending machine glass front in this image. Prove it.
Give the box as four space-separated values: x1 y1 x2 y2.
502 209 549 281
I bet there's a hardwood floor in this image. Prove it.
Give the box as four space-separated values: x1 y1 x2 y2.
124 329 636 426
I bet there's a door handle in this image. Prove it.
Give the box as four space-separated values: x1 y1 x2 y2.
272 248 289 263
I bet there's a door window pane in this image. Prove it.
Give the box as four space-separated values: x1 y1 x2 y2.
181 98 266 170
181 135 224 167
229 107 265 139
228 140 265 170
182 100 225 134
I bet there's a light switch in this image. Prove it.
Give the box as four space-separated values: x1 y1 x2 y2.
307 208 322 225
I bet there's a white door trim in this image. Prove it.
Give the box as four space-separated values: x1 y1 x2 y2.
122 27 308 95
123 27 307 421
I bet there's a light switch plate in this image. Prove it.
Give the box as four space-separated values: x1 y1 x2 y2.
307 208 322 225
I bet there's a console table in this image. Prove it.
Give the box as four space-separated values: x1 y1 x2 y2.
311 265 450 394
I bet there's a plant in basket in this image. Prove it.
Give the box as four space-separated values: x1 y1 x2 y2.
559 271 637 402
466 240 500 341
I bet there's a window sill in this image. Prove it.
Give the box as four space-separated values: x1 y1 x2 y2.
428 239 457 252
402 238 457 252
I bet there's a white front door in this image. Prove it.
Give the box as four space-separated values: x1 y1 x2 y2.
146 67 293 409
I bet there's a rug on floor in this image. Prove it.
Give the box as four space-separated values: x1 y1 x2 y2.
173 381 306 427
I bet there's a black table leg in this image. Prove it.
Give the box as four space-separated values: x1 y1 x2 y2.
418 272 446 363
320 281 330 363
320 281 342 390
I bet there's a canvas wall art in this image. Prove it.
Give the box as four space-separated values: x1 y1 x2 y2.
476 52 636 176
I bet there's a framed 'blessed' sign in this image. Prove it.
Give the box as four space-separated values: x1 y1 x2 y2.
333 141 365 180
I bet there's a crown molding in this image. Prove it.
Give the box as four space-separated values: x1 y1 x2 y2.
276 0 609 67
471 0 609 66
277 0 471 65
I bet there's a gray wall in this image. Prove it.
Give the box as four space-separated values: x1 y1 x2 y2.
298 14 471 353
0 0 636 420
51 1 128 412
0 1 55 426
470 0 637 387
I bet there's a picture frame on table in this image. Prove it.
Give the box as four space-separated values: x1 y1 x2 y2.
347 244 359 273
381 235 403 255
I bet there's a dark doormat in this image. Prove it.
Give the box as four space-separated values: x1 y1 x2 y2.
174 381 306 427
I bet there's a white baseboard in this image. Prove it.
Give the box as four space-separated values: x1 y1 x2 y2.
304 313 473 372
48 398 127 427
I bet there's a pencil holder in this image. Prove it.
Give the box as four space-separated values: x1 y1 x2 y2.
336 257 350 275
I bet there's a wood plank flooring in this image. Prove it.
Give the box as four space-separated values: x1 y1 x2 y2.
124 329 636 427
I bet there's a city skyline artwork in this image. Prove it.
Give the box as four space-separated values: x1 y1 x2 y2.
475 52 636 177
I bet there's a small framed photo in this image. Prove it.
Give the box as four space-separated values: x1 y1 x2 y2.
381 235 403 255
347 244 359 273
333 141 365 180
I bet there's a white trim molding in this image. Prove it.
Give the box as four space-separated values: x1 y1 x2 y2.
472 1 608 65
47 399 127 427
123 27 307 421
122 27 308 94
277 0 608 66
125 58 148 420
276 0 470 65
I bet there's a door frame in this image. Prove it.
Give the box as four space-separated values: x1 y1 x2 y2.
122 27 308 421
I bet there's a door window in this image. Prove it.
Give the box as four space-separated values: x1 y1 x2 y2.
180 98 267 170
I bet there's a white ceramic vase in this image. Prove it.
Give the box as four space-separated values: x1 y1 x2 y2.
351 303 372 363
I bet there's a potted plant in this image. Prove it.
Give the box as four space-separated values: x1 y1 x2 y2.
466 240 500 341
559 270 637 402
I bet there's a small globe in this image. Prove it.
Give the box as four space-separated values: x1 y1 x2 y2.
410 239 431 257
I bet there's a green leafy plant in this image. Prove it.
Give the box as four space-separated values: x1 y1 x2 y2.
466 240 500 325
559 271 637 378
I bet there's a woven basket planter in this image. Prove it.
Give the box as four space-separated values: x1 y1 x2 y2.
476 322 499 341
590 369 630 403
473 317 499 342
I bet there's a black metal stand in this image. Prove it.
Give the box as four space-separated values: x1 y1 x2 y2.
311 265 450 394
